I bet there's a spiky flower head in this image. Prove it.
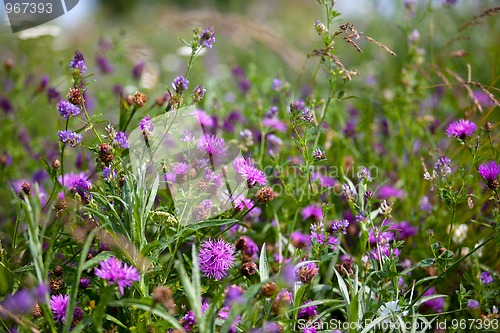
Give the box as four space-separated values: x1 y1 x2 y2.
445 119 477 140
198 239 236 280
191 85 206 103
198 134 228 157
478 161 500 190
94 257 140 295
233 157 267 188
312 148 326 161
50 294 70 322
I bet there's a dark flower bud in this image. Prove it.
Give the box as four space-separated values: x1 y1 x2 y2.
260 282 277 297
241 261 257 276
53 265 64 277
98 143 114 165
67 88 83 105
52 158 61 170
256 186 277 203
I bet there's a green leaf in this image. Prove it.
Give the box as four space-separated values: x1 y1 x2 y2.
259 243 269 282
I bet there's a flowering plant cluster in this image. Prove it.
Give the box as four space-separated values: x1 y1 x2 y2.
0 1 499 333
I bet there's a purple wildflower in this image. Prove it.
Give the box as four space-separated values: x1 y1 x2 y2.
290 231 310 249
69 51 86 74
58 130 82 147
301 204 322 222
312 148 326 161
72 178 92 203
473 90 495 108
192 199 213 221
300 107 314 122
191 85 206 102
172 76 189 94
331 219 349 234
198 134 228 158
96 54 114 74
295 262 319 283
480 271 494 285
114 131 129 149
478 161 500 189
199 26 216 48
442 0 458 6
377 184 405 200
198 239 236 280
422 287 444 313
50 294 69 322
0 96 13 113
435 156 452 176
272 78 282 91
298 300 317 319
468 299 480 310
225 285 244 306
180 302 209 332
132 61 145 80
139 115 154 140
310 222 339 250
392 221 418 239
57 100 81 118
233 157 267 188
445 119 477 140
172 162 189 175
181 129 194 142
290 100 306 113
94 257 140 295
0 284 48 318
262 118 287 132
231 67 251 94
79 278 90 289
303 327 317 333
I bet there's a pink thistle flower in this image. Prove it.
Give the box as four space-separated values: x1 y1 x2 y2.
94 257 140 295
198 239 235 280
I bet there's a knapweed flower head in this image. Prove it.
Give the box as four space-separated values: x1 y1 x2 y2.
295 262 319 283
57 100 81 119
192 199 213 221
58 130 82 147
172 76 189 94
50 294 69 322
113 131 129 149
478 160 500 190
233 157 267 188
445 119 477 140
199 26 216 48
198 238 236 280
94 257 140 295
70 51 86 74
72 177 92 203
301 204 323 222
298 300 317 319
198 134 228 158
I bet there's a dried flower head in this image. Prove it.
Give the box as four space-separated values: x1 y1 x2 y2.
133 91 148 108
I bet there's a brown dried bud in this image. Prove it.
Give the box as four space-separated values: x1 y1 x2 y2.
119 176 125 187
255 186 277 203
260 282 277 298
488 179 499 190
125 94 134 105
67 88 83 105
335 257 354 278
18 181 31 199
133 91 148 108
99 143 114 164
176 173 188 184
49 277 64 293
155 96 165 106
0 153 8 166
196 180 208 191
53 265 64 277
52 158 61 169
241 262 257 276
235 236 247 251
4 58 14 71
55 197 67 218
32 303 42 318
484 122 493 132
152 286 176 314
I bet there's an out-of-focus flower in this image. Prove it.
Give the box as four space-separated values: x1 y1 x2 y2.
298 300 317 319
198 239 235 280
301 204 323 222
468 299 480 310
198 134 228 157
94 257 140 295
480 271 494 285
422 287 444 313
